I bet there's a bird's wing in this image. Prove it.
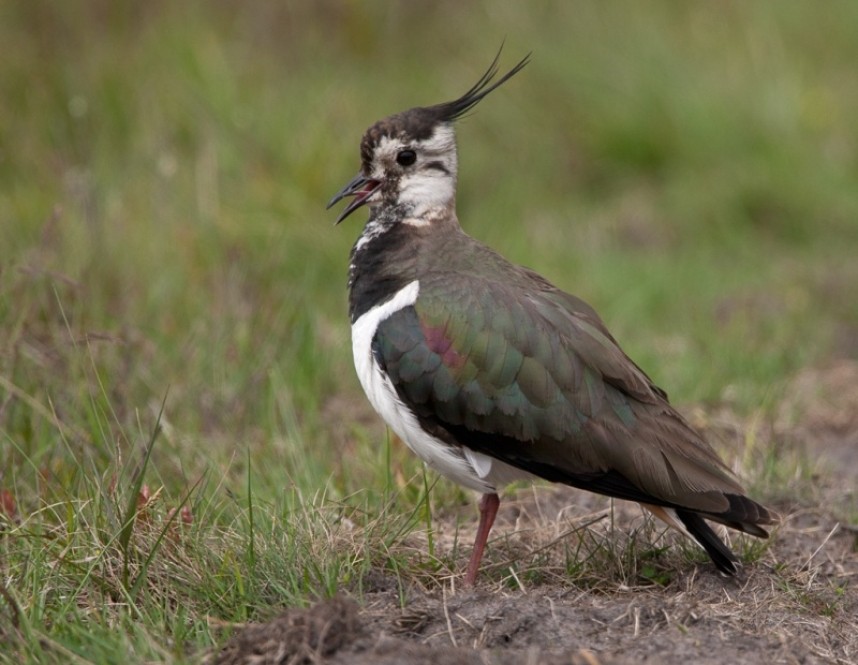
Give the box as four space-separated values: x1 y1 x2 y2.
372 273 758 522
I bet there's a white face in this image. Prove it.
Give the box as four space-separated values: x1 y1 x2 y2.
369 124 458 216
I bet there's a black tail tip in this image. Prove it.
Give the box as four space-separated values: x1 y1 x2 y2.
676 509 741 575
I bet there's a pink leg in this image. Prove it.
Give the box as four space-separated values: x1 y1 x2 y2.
464 492 500 587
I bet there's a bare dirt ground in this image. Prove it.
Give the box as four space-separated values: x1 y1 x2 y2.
210 362 858 665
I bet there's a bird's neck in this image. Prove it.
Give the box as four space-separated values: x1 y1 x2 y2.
347 202 459 323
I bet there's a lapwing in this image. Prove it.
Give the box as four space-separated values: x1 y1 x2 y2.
328 51 777 586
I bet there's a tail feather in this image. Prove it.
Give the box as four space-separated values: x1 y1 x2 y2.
675 509 740 575
691 493 779 540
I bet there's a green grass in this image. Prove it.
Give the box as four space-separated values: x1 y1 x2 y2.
2 2 858 662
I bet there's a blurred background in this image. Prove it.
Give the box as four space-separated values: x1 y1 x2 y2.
3 2 858 659
2 0 858 538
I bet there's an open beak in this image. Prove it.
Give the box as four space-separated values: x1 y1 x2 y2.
327 172 381 225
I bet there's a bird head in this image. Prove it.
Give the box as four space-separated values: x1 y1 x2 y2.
328 50 530 224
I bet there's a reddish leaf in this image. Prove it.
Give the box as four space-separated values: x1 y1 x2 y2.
180 505 193 524
137 484 152 509
0 489 17 521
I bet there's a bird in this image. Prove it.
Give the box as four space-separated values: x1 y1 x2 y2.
328 50 778 586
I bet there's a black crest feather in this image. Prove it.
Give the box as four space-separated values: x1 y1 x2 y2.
431 48 531 123
357 47 530 169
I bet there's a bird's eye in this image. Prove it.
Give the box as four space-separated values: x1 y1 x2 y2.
396 149 417 166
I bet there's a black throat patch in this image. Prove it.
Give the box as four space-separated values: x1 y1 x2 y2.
348 207 418 323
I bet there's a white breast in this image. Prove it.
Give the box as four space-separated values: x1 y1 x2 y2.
351 280 499 493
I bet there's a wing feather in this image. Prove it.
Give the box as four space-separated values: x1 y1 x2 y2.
371 270 774 533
